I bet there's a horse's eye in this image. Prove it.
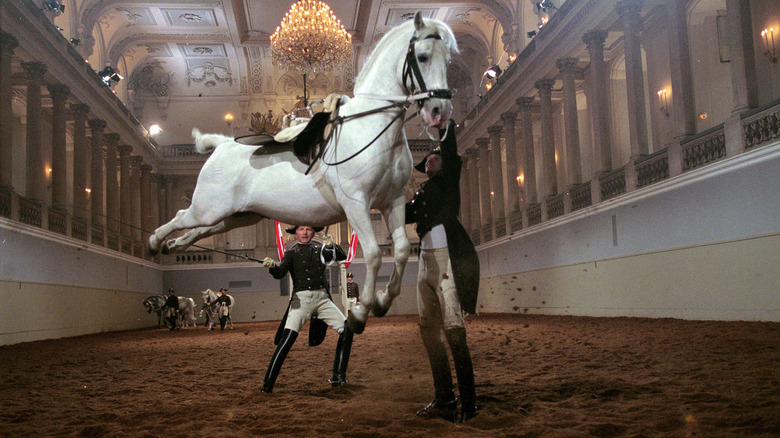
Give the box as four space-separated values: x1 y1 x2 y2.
417 54 429 63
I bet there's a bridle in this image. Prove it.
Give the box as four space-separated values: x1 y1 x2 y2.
401 32 453 106
304 30 453 172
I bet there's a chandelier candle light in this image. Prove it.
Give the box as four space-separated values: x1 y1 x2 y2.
270 0 353 106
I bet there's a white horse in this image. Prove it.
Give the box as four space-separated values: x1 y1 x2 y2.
143 295 167 328
199 289 235 330
175 297 198 328
148 12 457 334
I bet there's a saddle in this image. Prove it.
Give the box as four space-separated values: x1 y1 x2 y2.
235 94 343 166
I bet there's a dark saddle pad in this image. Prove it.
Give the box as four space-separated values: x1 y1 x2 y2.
234 111 331 166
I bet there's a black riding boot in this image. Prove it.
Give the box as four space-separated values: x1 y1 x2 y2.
416 325 456 420
168 316 177 330
261 329 298 393
329 322 353 387
446 327 477 423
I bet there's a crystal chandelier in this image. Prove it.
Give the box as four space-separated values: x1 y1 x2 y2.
270 0 353 74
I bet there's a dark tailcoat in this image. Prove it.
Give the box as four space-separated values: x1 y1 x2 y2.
405 123 480 314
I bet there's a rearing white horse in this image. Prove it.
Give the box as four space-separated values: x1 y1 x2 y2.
148 12 457 334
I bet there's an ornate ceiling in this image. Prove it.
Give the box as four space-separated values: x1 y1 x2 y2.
60 0 521 145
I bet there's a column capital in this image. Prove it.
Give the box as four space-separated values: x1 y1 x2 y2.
118 144 133 156
70 103 90 117
475 137 490 148
88 118 107 132
141 164 153 174
464 147 479 159
582 29 608 49
516 96 535 109
47 83 70 101
556 57 580 73
21 61 47 80
500 111 517 124
487 125 503 137
0 33 19 52
131 155 144 167
534 78 556 92
616 0 644 24
104 132 121 146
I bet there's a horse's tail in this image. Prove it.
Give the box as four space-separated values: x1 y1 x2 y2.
192 128 231 155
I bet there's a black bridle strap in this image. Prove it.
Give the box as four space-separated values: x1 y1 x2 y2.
402 33 452 103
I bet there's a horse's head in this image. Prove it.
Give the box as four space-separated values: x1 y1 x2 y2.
201 289 213 304
404 12 458 128
142 298 153 314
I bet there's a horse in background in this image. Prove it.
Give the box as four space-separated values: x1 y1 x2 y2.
143 295 167 328
147 12 457 334
176 297 198 328
199 289 235 330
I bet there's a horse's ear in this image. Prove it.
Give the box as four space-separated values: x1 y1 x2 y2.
413 11 424 31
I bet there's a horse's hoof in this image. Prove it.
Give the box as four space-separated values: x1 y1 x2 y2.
347 310 366 335
371 302 389 318
148 244 159 256
161 239 174 255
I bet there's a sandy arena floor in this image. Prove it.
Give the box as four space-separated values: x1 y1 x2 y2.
1 313 778 437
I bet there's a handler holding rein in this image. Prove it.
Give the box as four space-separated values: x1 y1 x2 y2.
260 225 352 393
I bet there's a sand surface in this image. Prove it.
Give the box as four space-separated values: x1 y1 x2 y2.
1 314 778 437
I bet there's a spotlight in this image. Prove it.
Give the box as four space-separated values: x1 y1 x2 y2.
43 0 65 15
527 30 537 38
533 1 556 13
70 38 80 47
98 66 123 86
483 65 502 79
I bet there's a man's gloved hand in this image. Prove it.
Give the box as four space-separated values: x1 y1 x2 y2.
262 257 278 268
322 234 334 247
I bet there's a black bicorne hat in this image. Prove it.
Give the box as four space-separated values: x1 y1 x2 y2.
414 147 441 173
347 272 354 278
285 225 325 234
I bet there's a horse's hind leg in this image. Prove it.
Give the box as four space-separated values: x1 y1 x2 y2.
164 212 265 253
373 198 412 316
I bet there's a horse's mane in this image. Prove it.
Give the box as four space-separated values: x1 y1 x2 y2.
354 16 458 90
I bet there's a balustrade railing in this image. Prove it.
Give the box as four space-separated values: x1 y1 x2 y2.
0 190 10 218
527 204 542 226
71 218 87 241
121 236 133 255
743 102 780 149
509 210 523 232
547 195 564 219
107 231 119 251
636 149 670 188
91 225 104 246
48 208 66 235
682 127 725 171
18 197 42 227
481 223 493 243
175 250 213 264
600 167 626 201
494 216 507 238
570 183 592 211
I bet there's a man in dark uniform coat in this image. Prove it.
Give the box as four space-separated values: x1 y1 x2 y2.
260 225 352 393
213 287 231 330
164 288 179 331
406 119 480 423
345 273 359 313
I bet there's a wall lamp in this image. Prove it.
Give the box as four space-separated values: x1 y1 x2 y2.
43 0 65 15
224 113 234 127
761 28 777 63
98 66 123 86
657 88 670 117
483 65 502 80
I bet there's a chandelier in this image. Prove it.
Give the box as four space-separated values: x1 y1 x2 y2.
270 0 353 74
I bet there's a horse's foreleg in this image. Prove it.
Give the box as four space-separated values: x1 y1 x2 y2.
165 212 264 253
344 210 382 335
373 200 411 316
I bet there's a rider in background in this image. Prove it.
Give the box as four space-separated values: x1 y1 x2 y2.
405 119 480 423
164 288 179 331
213 287 231 330
260 225 352 393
